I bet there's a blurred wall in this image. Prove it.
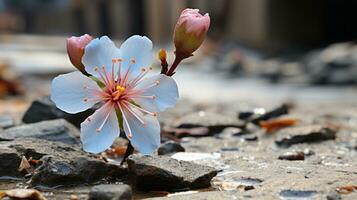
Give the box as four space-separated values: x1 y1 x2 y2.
0 0 356 50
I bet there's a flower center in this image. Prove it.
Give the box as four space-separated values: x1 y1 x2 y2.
112 85 126 101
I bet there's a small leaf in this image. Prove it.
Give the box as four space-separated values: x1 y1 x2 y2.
91 76 105 88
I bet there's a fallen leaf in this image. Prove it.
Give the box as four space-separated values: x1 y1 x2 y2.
336 185 357 194
0 191 5 199
1 189 47 200
18 156 34 174
260 118 298 133
28 158 42 165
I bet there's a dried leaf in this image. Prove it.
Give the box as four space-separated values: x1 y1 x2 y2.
2 189 47 200
28 158 42 165
260 118 298 133
18 156 34 174
0 191 5 199
336 185 357 194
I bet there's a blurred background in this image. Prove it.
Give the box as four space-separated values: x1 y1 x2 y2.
1 0 357 114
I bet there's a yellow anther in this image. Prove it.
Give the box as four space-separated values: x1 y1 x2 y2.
149 67 153 70
140 68 146 72
94 67 99 71
83 97 89 102
96 128 101 133
117 58 123 62
116 85 126 93
155 80 160 85
131 58 136 64
112 59 117 63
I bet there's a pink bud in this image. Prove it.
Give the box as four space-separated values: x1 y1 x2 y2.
174 8 210 58
66 34 93 72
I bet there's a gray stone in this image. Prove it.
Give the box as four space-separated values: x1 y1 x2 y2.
0 115 14 129
0 138 127 186
158 141 185 155
275 125 337 147
127 154 217 191
89 184 132 200
173 111 244 134
22 96 94 128
1 119 80 144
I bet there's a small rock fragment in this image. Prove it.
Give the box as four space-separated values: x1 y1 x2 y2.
243 135 258 141
275 125 337 147
0 115 14 129
1 119 80 144
278 151 305 161
127 154 218 191
88 184 132 200
173 111 244 135
279 189 317 199
251 104 289 125
22 96 94 127
158 141 185 155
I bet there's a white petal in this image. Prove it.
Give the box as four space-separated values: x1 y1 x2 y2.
51 71 101 114
119 35 153 83
82 36 120 78
80 103 119 153
132 74 179 112
121 103 160 155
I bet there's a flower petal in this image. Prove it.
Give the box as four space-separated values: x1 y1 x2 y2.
82 36 120 78
80 103 119 153
120 103 160 155
132 74 179 112
119 35 153 83
51 71 101 114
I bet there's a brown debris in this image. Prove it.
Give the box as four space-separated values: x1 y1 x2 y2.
336 185 357 194
18 156 34 174
260 118 298 133
70 194 79 200
0 63 23 98
0 189 47 200
163 127 210 138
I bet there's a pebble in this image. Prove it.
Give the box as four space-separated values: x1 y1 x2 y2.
88 184 132 200
158 141 185 155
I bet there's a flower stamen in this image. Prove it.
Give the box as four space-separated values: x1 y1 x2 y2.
122 103 147 126
117 102 133 138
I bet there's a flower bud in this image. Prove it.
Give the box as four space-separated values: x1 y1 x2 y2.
66 34 93 72
174 8 210 58
158 48 167 62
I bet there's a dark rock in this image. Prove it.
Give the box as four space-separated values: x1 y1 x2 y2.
238 111 255 120
158 141 185 155
243 135 258 141
251 104 289 125
0 138 127 186
88 184 132 200
279 189 317 199
173 111 245 134
278 151 305 161
275 125 337 147
0 115 14 129
22 96 94 127
220 147 239 151
326 190 342 200
127 154 217 191
1 119 80 144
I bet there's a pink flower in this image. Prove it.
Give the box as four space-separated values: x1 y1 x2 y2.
67 34 93 72
174 8 210 57
52 36 179 154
